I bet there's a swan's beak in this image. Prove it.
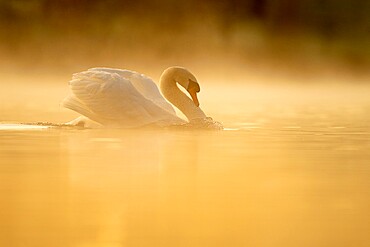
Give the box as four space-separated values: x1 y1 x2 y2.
188 88 200 107
187 80 200 107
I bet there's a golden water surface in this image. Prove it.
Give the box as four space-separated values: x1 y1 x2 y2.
0 77 369 247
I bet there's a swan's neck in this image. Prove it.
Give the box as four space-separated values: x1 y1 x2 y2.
159 71 206 121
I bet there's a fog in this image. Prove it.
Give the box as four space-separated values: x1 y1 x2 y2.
0 0 369 83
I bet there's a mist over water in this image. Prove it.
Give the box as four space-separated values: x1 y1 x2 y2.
1 1 370 246
1 74 369 246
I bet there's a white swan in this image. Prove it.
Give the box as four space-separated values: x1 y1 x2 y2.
62 66 217 128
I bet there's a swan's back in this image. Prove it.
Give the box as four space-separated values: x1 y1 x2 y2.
62 69 183 128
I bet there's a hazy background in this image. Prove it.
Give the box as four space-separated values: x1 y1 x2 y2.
0 0 369 83
0 0 370 125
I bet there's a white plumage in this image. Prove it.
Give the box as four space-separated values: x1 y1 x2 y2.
62 67 207 128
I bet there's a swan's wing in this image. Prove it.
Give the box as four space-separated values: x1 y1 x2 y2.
88 67 176 114
62 70 181 127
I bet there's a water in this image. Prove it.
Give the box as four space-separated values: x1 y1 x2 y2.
0 80 369 247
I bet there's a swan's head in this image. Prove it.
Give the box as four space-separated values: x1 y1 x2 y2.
170 67 201 107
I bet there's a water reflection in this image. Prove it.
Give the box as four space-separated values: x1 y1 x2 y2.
0 126 369 247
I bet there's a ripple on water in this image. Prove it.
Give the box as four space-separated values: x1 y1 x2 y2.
168 117 224 130
0 124 49 130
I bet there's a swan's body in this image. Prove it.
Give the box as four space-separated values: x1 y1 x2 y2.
62 66 214 128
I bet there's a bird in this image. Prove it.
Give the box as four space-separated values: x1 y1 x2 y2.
62 66 220 128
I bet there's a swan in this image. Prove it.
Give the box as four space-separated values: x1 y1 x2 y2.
62 66 221 128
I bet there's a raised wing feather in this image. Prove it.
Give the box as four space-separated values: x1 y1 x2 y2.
88 67 176 114
63 70 181 127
